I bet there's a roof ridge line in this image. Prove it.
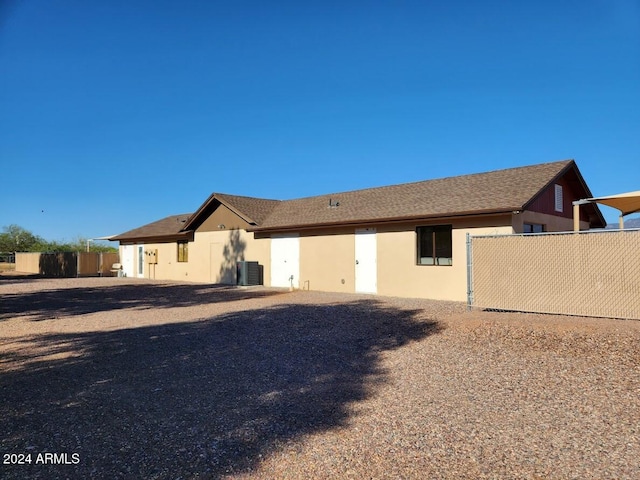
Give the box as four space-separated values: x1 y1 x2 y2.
278 159 575 202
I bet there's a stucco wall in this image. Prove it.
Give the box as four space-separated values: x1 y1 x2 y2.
376 217 513 301
118 242 189 280
290 215 513 302
122 229 271 284
376 228 460 300
118 208 585 301
119 203 273 284
515 211 589 233
198 204 252 232
192 229 271 284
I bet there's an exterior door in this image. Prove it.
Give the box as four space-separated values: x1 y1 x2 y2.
271 234 300 288
355 228 377 293
121 245 134 278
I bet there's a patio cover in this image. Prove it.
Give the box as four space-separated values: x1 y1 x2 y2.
573 190 640 230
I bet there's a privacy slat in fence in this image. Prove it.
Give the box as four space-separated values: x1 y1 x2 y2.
470 229 640 320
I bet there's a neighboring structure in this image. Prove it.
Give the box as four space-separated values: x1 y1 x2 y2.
110 159 605 301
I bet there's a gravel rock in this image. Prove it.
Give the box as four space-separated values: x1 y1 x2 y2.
1 276 638 479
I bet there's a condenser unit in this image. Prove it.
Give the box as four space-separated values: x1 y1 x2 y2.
236 261 261 286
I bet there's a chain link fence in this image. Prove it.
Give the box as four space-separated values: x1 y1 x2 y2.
468 229 640 320
0 253 16 263
0 252 16 272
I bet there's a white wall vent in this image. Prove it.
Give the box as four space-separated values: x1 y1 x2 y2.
554 184 563 212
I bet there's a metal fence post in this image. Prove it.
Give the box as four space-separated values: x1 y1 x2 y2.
466 233 473 311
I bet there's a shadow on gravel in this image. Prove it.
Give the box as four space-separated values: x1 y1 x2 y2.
0 300 441 479
0 273 42 285
0 283 286 321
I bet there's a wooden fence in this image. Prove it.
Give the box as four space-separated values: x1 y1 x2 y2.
15 252 120 277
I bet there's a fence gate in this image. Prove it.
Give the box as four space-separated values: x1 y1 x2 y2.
468 229 640 320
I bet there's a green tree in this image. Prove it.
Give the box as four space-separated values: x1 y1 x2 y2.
66 236 117 253
0 225 43 252
0 226 117 253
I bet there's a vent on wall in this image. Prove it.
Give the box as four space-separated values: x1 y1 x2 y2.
554 184 563 212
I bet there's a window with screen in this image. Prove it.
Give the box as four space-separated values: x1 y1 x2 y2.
417 225 452 266
177 241 188 262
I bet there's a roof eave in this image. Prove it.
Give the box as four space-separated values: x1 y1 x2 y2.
111 231 194 244
248 208 517 233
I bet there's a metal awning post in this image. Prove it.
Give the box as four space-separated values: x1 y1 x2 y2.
572 199 590 232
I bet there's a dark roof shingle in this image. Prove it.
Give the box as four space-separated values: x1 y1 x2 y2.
212 194 281 225
111 159 605 240
254 160 575 230
110 213 193 241
179 193 281 232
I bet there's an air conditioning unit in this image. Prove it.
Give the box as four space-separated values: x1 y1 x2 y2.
236 261 262 286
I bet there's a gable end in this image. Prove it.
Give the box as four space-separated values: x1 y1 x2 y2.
523 162 606 227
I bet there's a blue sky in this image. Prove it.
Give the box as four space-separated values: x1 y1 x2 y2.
1 0 639 242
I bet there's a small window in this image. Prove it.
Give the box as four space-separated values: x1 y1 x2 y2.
554 184 563 212
177 241 188 262
138 245 144 275
523 223 545 233
417 225 452 266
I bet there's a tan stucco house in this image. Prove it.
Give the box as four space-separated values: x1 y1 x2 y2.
110 159 605 301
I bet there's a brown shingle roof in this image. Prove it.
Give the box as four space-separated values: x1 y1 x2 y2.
253 160 576 231
207 194 281 225
180 193 281 231
111 159 605 241
110 213 193 241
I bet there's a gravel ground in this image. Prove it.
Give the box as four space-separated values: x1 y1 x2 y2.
1 275 639 479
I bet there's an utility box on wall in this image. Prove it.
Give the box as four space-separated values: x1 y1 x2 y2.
237 261 262 286
145 249 158 264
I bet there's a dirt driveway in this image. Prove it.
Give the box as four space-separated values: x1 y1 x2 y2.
1 276 639 479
